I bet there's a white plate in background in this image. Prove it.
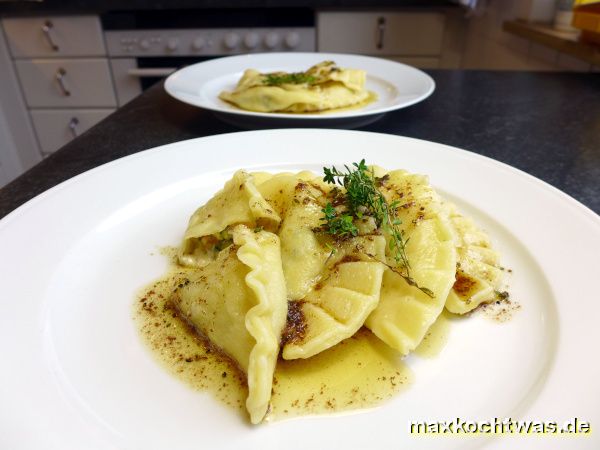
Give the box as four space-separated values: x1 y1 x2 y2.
1 130 599 450
164 53 435 128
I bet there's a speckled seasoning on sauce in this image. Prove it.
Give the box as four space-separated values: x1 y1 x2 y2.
134 248 511 423
134 250 417 422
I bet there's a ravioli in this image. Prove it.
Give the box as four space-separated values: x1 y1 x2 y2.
257 171 387 359
443 203 504 314
364 169 457 356
219 61 372 113
170 225 287 424
282 235 386 360
178 170 280 268
142 161 510 425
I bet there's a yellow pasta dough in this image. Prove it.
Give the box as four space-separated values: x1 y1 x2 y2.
258 172 386 359
365 169 457 356
219 61 371 113
443 203 504 314
282 235 386 360
170 225 287 424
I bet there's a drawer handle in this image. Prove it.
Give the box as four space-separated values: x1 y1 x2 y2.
42 20 60 52
68 117 79 138
55 68 71 97
376 17 386 50
127 68 177 78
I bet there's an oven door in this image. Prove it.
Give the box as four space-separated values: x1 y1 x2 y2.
110 56 218 106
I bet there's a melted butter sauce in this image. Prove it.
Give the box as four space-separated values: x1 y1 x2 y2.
414 310 454 358
311 91 379 115
134 267 248 419
270 328 411 420
134 249 454 423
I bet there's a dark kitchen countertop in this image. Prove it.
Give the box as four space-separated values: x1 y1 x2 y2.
1 69 599 219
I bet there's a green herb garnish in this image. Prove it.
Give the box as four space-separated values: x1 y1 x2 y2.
321 203 358 238
263 72 316 86
321 160 433 298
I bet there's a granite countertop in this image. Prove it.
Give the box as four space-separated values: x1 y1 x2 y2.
1 69 599 219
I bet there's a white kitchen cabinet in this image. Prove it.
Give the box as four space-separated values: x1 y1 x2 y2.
15 59 117 108
30 109 113 155
1 15 118 157
316 10 466 69
318 12 445 56
2 16 105 58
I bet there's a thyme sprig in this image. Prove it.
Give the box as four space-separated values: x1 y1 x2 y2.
263 72 316 86
321 160 433 298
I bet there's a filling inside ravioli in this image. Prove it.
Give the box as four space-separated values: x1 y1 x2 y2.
218 61 374 113
178 170 280 268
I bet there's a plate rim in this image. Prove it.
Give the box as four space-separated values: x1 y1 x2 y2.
2 130 598 229
163 52 436 120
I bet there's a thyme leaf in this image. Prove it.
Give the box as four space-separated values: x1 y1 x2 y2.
321 160 433 298
321 203 359 238
263 72 316 86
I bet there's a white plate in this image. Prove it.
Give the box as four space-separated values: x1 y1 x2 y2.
164 53 435 128
1 130 599 450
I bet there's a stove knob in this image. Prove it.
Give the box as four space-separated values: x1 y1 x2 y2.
264 32 280 49
166 37 179 51
139 38 150 50
192 36 205 50
284 32 300 49
244 32 260 49
224 32 240 49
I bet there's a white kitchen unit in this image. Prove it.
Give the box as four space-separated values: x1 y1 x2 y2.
0 7 504 188
1 15 116 161
0 22 40 186
317 9 466 69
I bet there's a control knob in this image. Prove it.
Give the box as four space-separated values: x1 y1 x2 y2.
244 32 260 49
192 37 205 50
284 32 300 49
224 32 240 49
264 32 280 49
166 37 179 51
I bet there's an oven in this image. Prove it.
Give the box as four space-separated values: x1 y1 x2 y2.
102 9 316 106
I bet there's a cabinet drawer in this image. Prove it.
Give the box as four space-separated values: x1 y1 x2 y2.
2 16 105 58
318 12 445 56
15 59 117 108
30 109 113 154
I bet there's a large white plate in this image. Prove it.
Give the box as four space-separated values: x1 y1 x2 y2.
164 53 435 128
1 130 599 450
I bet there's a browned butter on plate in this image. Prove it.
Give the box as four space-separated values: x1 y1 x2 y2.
134 269 458 422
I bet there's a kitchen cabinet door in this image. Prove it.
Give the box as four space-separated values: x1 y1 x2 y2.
30 109 113 154
2 16 105 58
15 59 117 108
318 12 445 56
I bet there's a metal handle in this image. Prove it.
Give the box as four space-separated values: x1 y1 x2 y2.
127 68 177 78
42 20 59 51
55 68 70 96
68 117 79 138
376 17 386 50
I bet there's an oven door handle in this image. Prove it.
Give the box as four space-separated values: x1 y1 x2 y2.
127 68 177 78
